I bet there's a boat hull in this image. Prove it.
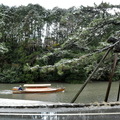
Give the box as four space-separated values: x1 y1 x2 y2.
13 88 65 94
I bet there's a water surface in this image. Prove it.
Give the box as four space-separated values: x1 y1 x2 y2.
0 82 119 103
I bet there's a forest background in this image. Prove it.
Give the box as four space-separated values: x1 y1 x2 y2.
0 2 120 83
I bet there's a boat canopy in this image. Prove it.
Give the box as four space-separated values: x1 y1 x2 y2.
23 84 51 88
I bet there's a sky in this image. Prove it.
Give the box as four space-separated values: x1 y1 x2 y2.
0 0 120 9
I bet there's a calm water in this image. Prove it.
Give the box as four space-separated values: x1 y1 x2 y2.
0 82 119 103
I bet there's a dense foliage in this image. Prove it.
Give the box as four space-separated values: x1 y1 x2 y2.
0 3 120 83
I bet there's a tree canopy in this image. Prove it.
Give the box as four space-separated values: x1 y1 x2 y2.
0 3 120 83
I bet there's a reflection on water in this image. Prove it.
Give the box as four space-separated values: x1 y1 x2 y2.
0 82 119 103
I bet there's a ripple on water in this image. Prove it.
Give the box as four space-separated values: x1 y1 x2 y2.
0 90 12 94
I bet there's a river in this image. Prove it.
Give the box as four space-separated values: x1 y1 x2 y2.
0 81 119 103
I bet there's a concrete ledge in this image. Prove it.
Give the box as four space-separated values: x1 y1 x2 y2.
0 99 120 120
1 98 120 114
0 98 120 108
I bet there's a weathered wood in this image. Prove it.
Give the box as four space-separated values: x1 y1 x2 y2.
104 53 118 102
71 47 113 103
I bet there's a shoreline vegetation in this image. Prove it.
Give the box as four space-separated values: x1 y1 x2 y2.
0 3 120 84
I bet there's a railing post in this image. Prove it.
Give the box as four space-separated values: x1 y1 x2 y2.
71 47 113 103
104 53 118 102
117 81 120 101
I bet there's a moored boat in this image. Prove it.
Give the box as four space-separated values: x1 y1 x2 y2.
12 84 65 94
